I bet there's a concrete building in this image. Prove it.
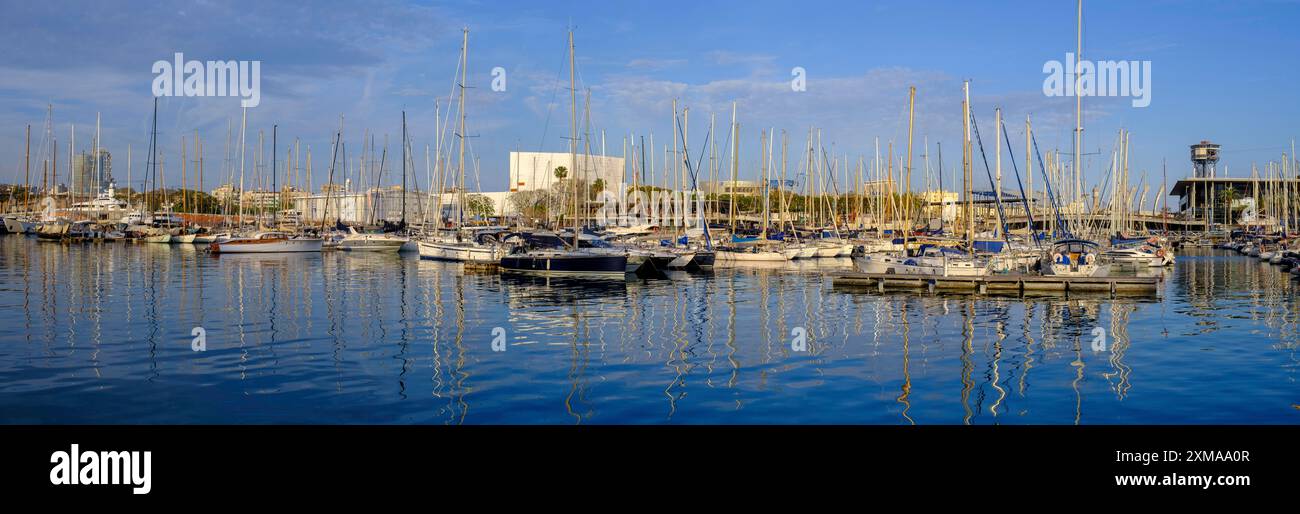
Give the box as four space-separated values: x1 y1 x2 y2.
508 152 625 194
700 180 763 195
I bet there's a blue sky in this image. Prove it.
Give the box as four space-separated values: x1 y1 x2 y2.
2 0 1298 200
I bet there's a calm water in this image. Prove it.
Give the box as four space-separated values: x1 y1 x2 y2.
1 235 1297 424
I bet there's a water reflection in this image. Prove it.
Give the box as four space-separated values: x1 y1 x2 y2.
0 240 1298 424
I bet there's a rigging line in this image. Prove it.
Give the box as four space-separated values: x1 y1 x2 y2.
1031 130 1071 239
969 110 1011 245
999 118 1040 248
673 112 715 248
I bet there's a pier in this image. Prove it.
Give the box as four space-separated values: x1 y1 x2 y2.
831 272 1162 297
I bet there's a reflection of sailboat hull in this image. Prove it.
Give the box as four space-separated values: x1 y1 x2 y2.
210 238 323 253
689 251 715 268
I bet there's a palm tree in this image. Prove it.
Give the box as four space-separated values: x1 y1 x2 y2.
1218 187 1240 225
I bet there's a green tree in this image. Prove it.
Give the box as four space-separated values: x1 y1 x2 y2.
553 166 568 181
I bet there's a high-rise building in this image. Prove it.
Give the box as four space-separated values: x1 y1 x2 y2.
71 149 112 195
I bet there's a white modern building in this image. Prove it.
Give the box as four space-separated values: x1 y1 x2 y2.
508 151 625 193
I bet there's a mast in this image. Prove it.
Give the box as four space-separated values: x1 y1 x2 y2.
401 110 408 226
1074 0 1083 230
729 102 738 233
567 30 580 247
94 113 100 196
181 135 187 214
995 107 1002 235
237 106 247 226
24 124 29 211
458 28 469 228
149 98 157 219
903 86 915 248
962 80 973 247
319 116 342 233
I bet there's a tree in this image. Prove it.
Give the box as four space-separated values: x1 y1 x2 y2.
1218 187 1241 225
465 193 496 219
509 190 552 221
553 166 568 181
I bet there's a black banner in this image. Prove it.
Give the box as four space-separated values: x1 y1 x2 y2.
0 425 1290 502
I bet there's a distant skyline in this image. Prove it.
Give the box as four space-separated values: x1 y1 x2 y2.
2 0 1298 201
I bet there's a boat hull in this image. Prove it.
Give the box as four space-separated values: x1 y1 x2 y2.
716 249 786 261
499 253 628 276
416 240 499 262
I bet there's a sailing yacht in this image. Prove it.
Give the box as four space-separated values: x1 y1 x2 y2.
497 30 628 278
417 228 501 262
1041 239 1103 276
499 232 628 277
209 231 323 253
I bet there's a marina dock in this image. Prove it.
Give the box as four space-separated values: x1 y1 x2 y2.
832 272 1162 296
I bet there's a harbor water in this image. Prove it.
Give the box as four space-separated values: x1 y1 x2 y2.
1 235 1297 424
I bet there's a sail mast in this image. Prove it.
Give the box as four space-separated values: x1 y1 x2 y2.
458 28 469 228
568 29 579 248
904 86 915 248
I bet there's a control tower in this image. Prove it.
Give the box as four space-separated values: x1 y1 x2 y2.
1190 140 1220 178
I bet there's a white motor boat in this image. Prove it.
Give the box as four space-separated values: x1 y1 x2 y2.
1102 245 1173 267
4 216 36 234
339 227 409 252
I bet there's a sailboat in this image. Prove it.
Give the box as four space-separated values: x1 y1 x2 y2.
343 113 411 252
213 107 323 253
414 32 500 263
715 105 785 262
498 30 626 277
209 231 325 253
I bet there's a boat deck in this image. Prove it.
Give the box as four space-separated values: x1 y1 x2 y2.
831 272 1162 296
